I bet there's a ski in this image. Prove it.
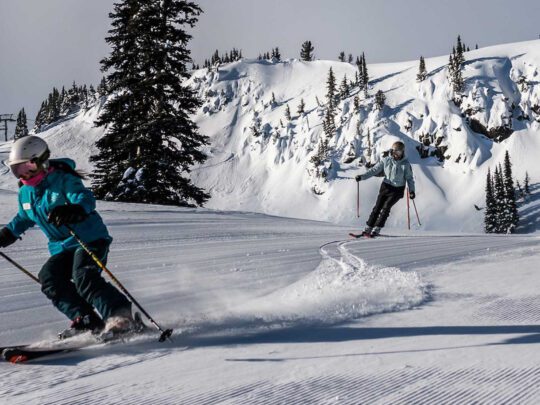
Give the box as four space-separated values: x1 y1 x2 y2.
2 346 74 363
2 313 153 364
349 232 376 239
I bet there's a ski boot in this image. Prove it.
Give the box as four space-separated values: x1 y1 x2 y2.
59 312 105 340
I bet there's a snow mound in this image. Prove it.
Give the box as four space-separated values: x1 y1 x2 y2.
173 241 427 338
253 241 427 323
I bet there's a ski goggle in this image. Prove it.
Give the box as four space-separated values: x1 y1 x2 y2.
10 160 39 179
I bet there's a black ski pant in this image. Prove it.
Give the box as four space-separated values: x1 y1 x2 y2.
38 239 131 322
366 182 405 228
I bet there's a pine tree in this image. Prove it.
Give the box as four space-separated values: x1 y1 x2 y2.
484 168 497 233
271 47 281 61
339 75 349 99
524 172 530 194
270 92 277 107
33 101 47 132
323 108 336 139
14 108 29 139
300 40 314 61
416 56 427 82
353 95 360 110
92 0 209 206
502 151 519 232
493 165 506 233
326 67 337 114
361 53 369 96
338 51 345 62
348 54 353 63
285 104 291 121
297 98 306 115
375 90 386 110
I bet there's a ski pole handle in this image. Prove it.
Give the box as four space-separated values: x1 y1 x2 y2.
0 251 40 283
65 226 173 343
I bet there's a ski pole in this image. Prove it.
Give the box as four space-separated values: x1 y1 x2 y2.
356 182 360 218
406 189 411 230
411 198 422 226
0 251 40 284
65 226 173 343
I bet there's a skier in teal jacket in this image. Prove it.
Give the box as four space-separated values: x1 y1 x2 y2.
0 136 133 337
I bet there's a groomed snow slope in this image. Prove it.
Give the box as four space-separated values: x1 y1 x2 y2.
0 193 539 403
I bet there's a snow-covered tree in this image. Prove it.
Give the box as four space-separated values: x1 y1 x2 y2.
502 151 519 232
375 90 386 110
271 47 281 61
326 67 337 114
284 104 291 121
297 98 306 115
416 56 427 82
92 0 209 206
300 40 314 61
14 108 29 139
484 168 497 233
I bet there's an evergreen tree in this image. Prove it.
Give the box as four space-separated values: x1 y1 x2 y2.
493 165 506 233
353 95 360 110
270 92 277 107
416 56 427 82
326 67 337 114
375 90 386 110
524 172 530 194
484 168 497 233
14 108 29 139
284 104 291 121
297 98 306 115
271 47 281 61
34 101 47 132
300 40 314 61
338 51 345 62
92 0 209 206
323 108 336 139
211 49 221 65
348 53 353 63
502 151 519 232
339 75 349 99
361 53 369 96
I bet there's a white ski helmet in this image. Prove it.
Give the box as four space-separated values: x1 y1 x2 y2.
8 136 50 169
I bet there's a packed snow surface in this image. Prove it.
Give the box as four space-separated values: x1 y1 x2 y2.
0 195 539 403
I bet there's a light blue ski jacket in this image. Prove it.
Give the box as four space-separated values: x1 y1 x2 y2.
360 155 415 192
7 158 111 255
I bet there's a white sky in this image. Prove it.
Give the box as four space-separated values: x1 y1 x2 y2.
1 0 540 135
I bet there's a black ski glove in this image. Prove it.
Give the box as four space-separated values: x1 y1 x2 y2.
0 227 18 248
409 191 416 200
48 204 88 227
355 175 363 182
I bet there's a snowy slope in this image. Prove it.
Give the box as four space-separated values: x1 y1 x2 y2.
0 196 539 403
187 39 540 232
4 40 540 233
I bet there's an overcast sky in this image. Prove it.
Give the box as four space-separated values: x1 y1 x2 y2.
1 0 540 136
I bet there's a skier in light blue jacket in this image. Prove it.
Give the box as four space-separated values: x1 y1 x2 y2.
0 136 133 337
355 141 415 237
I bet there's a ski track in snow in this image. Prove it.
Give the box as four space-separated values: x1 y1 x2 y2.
0 207 539 403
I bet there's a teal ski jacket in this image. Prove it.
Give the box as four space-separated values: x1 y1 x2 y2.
359 155 415 192
7 159 111 255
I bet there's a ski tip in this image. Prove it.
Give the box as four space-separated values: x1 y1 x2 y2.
8 354 28 364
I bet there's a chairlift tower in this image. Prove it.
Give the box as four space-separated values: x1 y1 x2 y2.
0 114 16 142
